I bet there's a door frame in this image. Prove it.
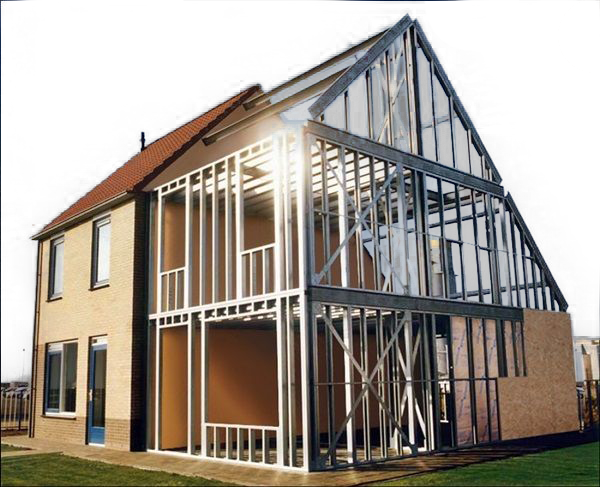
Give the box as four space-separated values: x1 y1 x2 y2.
87 337 107 445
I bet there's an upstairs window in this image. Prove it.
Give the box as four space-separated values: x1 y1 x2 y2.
45 341 78 414
92 216 111 287
49 236 64 299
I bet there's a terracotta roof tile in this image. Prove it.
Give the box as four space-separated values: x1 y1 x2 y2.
38 85 261 236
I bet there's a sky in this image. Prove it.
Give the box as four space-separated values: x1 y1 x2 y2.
2 1 599 381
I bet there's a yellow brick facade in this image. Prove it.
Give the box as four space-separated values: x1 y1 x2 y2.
31 197 143 450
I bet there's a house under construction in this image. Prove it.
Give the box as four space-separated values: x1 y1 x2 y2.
30 15 579 472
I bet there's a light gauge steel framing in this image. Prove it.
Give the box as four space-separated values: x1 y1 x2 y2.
146 17 566 472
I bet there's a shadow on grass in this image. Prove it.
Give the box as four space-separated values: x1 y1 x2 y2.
373 441 600 486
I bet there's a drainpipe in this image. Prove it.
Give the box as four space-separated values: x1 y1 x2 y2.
139 192 150 451
29 240 43 438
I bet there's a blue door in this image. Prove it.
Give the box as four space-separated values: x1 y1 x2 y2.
87 343 107 445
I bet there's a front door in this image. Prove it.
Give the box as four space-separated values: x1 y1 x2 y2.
87 341 107 445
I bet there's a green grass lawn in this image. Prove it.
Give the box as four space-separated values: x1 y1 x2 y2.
1 441 597 486
378 441 600 486
0 453 230 486
1 444 29 453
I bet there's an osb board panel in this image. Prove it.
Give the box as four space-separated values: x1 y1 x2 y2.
498 309 579 440
160 326 189 450
159 200 277 307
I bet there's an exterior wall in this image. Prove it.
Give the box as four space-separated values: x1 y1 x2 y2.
498 309 579 440
32 196 146 450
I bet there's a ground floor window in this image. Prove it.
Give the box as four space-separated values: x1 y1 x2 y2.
45 341 77 414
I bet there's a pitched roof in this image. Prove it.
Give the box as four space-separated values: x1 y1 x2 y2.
36 85 261 238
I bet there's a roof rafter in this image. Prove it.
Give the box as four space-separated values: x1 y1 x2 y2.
308 14 413 119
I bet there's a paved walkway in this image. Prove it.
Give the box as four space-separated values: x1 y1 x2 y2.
1 431 597 486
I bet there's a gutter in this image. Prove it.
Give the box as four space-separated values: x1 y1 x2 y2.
31 192 132 241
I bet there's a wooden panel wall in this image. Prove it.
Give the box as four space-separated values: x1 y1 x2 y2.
498 309 578 440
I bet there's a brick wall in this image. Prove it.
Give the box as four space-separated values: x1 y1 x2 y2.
32 196 147 451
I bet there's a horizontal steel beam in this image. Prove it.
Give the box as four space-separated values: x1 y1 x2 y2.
305 121 505 197
308 285 524 321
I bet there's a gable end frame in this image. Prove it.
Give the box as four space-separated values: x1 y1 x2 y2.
308 14 413 119
506 192 568 311
412 20 502 183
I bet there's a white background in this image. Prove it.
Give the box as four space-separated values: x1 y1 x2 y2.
2 1 599 381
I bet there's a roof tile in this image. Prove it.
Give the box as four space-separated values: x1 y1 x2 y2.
38 85 260 235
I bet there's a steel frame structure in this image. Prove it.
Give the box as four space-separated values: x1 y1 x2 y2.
148 124 522 470
144 15 566 472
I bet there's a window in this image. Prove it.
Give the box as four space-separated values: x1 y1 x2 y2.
45 341 78 414
49 236 65 299
92 216 111 287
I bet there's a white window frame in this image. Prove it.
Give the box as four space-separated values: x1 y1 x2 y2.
45 340 78 416
91 215 111 288
48 235 65 299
